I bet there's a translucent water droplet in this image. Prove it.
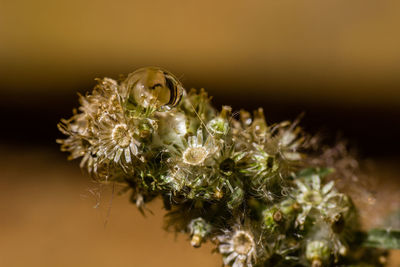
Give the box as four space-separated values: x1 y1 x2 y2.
122 67 184 110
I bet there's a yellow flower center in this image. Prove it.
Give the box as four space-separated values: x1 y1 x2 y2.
233 231 254 255
183 147 208 165
304 190 322 204
112 124 131 148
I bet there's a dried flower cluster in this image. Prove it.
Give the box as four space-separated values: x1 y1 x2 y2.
58 67 387 266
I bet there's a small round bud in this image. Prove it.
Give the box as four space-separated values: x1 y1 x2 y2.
262 207 283 231
306 240 331 264
339 245 347 256
191 234 202 248
311 259 322 267
251 108 267 138
138 119 155 140
207 106 231 136
214 189 224 199
188 218 211 248
292 202 301 210
227 187 244 210
379 255 387 264
239 109 252 126
273 210 283 222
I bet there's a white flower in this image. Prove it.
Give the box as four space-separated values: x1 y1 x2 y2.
80 77 123 118
57 111 101 174
182 128 217 166
295 174 345 227
93 113 140 171
217 228 257 267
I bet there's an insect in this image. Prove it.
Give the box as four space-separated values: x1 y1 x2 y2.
122 67 184 110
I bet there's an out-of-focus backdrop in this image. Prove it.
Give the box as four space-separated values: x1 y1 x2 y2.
0 0 399 266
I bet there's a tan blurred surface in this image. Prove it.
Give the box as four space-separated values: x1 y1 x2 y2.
0 147 220 267
1 0 400 265
1 0 400 107
0 146 399 267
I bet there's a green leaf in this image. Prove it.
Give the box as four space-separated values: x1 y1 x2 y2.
363 228 400 249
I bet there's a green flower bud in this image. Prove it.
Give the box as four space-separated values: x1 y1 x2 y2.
207 106 231 136
262 207 283 232
306 240 331 265
227 187 244 210
188 218 212 248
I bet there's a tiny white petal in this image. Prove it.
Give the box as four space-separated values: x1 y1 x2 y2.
311 175 321 190
324 191 337 201
232 257 244 267
219 244 234 254
188 136 196 147
80 154 89 168
114 148 123 163
217 235 227 242
283 151 301 161
322 181 334 195
224 252 238 265
130 142 138 155
281 132 296 146
296 205 312 227
295 180 308 193
125 148 131 163
196 128 203 145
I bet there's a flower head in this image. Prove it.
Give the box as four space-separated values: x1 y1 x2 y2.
93 113 141 172
182 128 217 166
57 113 98 173
294 173 349 227
217 227 257 267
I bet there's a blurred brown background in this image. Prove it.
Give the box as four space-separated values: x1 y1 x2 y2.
0 0 399 266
